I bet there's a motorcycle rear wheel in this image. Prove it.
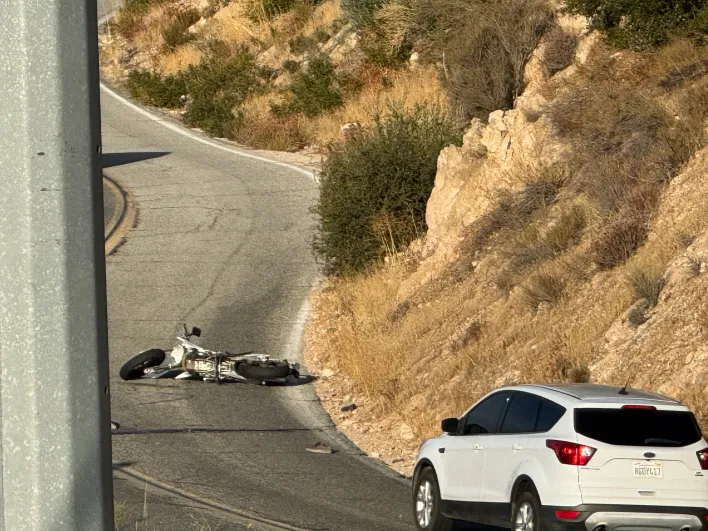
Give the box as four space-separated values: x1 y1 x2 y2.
236 360 292 381
119 349 166 380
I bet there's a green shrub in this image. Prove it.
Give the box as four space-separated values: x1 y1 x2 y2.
182 51 264 135
289 35 318 54
565 0 708 49
162 9 200 51
362 30 412 67
409 0 552 120
626 262 666 307
279 56 344 117
331 17 347 34
129 48 266 137
246 0 298 21
127 70 186 108
183 99 234 136
313 27 331 43
245 0 324 21
557 359 592 383
313 105 462 275
342 0 386 28
283 59 301 73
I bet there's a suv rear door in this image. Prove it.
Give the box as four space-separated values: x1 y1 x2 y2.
575 405 708 506
481 392 568 526
441 391 510 507
481 392 542 510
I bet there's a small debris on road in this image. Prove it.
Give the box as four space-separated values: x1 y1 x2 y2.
306 442 335 454
392 457 405 463
341 402 357 412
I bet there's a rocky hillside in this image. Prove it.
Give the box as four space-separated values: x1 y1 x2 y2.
304 13 708 476
99 0 445 151
101 0 708 479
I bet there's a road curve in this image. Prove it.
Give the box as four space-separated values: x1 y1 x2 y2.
98 7 416 531
104 181 117 228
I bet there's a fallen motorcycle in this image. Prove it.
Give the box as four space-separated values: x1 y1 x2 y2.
119 325 299 383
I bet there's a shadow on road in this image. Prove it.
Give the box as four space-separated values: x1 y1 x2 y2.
453 523 506 531
263 374 317 387
103 151 171 168
112 426 328 436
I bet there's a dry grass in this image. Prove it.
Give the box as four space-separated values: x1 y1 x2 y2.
300 0 343 39
207 0 341 51
305 37 708 449
307 245 636 441
133 5 173 54
625 258 666 307
230 92 308 150
371 0 412 57
518 270 567 311
590 215 651 269
542 24 578 75
207 2 269 47
302 66 446 146
157 44 203 74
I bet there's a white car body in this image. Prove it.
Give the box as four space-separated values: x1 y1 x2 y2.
413 384 708 531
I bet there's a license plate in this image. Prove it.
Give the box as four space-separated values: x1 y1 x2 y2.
633 461 663 478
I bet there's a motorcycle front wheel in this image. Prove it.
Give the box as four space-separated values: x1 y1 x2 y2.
119 349 166 380
235 360 292 381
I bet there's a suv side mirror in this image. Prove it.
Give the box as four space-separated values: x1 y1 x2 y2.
191 327 201 338
441 418 459 434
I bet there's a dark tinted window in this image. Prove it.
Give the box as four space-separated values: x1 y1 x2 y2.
575 408 702 447
536 399 566 432
501 393 541 434
463 392 509 435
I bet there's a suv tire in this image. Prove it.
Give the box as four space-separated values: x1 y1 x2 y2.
413 467 453 531
512 489 544 531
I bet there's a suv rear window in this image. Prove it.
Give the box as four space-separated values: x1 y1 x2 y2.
575 408 703 447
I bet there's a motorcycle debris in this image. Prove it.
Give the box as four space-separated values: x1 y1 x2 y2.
306 442 334 455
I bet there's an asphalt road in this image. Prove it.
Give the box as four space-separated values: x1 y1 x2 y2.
98 13 417 531
104 181 116 229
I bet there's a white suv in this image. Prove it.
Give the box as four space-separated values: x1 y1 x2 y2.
413 384 708 531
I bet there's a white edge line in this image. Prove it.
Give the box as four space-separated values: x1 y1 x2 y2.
100 84 316 181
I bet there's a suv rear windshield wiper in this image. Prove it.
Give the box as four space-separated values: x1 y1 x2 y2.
644 437 682 446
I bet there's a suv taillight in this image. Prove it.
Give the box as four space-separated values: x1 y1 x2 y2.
696 448 708 470
547 440 596 466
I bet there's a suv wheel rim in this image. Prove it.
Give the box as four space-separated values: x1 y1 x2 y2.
515 501 535 531
415 480 434 528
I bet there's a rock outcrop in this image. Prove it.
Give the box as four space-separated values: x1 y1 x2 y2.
399 15 591 301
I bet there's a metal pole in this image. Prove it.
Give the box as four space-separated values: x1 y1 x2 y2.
0 0 114 529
